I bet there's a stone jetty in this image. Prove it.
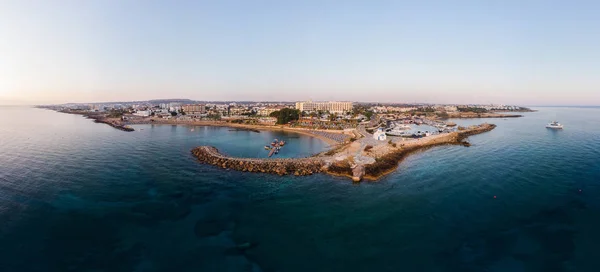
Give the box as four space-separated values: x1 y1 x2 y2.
191 146 325 176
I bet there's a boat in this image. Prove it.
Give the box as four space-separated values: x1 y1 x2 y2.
546 121 563 129
264 146 271 150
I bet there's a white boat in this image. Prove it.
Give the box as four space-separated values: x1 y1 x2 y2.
546 121 563 129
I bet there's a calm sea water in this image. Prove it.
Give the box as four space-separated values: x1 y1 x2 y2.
1 106 599 271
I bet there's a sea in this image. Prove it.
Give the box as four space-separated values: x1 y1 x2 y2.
0 106 599 272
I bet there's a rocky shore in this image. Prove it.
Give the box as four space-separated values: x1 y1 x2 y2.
447 112 522 118
91 117 134 132
55 110 134 132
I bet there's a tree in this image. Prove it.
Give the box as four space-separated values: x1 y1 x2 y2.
329 113 337 122
269 111 280 118
170 111 178 116
207 113 221 120
272 108 300 124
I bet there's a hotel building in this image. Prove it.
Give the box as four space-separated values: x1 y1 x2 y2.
295 101 353 114
182 104 206 114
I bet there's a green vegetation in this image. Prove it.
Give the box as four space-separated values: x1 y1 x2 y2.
241 111 257 116
457 107 488 113
207 113 221 120
270 108 301 124
437 112 449 119
106 110 126 118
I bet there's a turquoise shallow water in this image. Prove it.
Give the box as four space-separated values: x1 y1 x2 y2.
1 106 600 271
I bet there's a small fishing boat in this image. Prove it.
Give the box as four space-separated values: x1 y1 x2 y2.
264 146 271 150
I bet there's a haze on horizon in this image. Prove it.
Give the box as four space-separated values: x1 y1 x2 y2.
1 0 599 106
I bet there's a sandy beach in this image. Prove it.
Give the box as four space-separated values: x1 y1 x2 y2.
124 118 348 146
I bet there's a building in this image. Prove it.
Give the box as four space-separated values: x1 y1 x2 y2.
295 101 353 114
373 128 387 141
229 106 250 116
133 110 151 117
182 104 206 114
258 106 285 116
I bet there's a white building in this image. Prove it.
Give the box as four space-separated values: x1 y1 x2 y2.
133 110 151 117
257 107 284 116
295 101 353 114
373 128 387 141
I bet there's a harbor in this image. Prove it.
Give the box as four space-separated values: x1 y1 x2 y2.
192 123 497 181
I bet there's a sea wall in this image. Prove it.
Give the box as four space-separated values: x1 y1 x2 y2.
191 146 325 176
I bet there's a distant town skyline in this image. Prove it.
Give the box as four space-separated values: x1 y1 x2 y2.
1 1 599 106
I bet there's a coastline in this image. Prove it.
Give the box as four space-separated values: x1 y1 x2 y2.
51 108 497 182
52 109 346 146
191 123 497 181
447 112 523 118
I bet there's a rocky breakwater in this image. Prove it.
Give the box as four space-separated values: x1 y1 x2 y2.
191 146 325 176
92 118 135 132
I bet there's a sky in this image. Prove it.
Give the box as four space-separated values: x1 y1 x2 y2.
1 0 599 106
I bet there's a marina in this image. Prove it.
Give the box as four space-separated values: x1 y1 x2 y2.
384 120 457 138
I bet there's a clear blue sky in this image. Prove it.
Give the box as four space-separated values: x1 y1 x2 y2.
1 0 599 105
